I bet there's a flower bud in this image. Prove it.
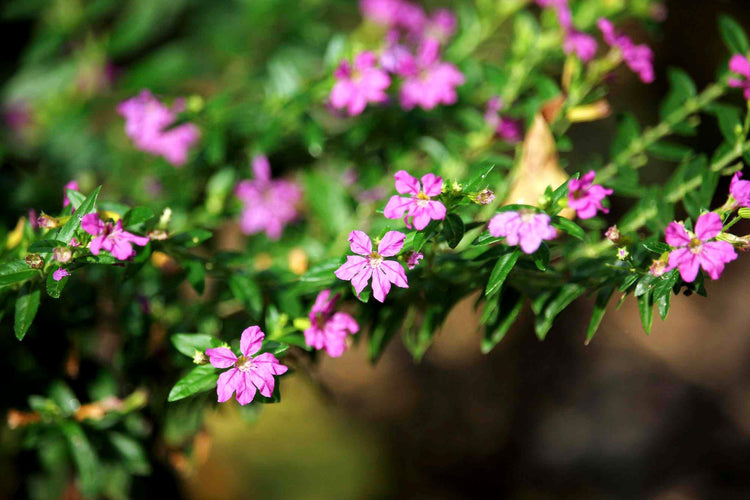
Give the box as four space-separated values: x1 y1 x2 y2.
192 350 208 365
25 253 44 269
147 229 168 241
53 247 72 264
605 225 621 244
473 189 496 205
37 214 58 229
649 258 668 277
616 247 629 260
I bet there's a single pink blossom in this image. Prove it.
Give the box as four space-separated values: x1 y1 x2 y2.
399 42 464 110
567 171 613 219
730 171 750 208
359 0 402 26
334 231 409 302
81 213 149 260
205 326 288 405
485 96 523 143
304 290 359 357
117 90 201 167
331 52 391 116
384 171 446 230
488 210 557 254
52 269 70 282
235 155 302 240
665 212 737 282
597 18 654 83
728 54 750 100
423 9 456 45
407 251 423 269
63 181 79 208
564 31 598 62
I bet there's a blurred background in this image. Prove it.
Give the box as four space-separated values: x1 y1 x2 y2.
4 0 750 499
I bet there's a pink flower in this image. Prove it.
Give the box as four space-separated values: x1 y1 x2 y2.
52 269 70 282
383 171 446 230
235 155 302 240
407 251 423 269
730 171 750 208
359 0 425 33
205 326 288 405
564 31 598 62
334 231 409 302
665 212 737 282
81 214 149 260
399 42 464 110
488 210 557 254
597 18 654 83
485 96 523 143
330 52 391 116
728 54 750 100
63 181 79 208
117 90 201 167
423 9 456 45
567 171 613 219
303 290 359 357
380 32 418 77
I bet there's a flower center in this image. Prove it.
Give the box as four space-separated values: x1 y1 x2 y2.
416 191 430 208
235 355 253 372
314 312 328 330
688 237 703 254
368 251 383 268
519 210 536 223
571 188 584 200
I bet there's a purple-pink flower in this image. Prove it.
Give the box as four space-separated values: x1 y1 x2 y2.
399 42 464 110
485 96 523 143
331 52 391 116
665 212 737 282
235 155 302 240
63 181 79 208
81 213 149 260
567 171 613 220
597 18 654 84
488 210 557 254
407 251 423 269
383 171 446 230
564 31 598 62
730 171 750 208
303 290 359 357
205 326 288 405
334 231 409 302
728 54 750 100
117 90 201 167
52 269 70 282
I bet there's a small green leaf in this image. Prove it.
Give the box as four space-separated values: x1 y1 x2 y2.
485 250 520 298
65 189 86 209
638 291 654 334
551 216 585 240
28 239 67 253
171 334 220 358
46 267 68 298
168 365 219 402
533 243 550 271
184 259 205 294
719 14 749 54
0 260 37 287
56 186 101 244
586 286 614 345
534 284 586 340
481 289 524 353
123 206 155 228
15 284 41 340
442 213 464 249
463 162 495 192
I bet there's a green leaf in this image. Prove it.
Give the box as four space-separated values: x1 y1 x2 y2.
355 287 371 303
15 284 40 340
485 250 520 298
719 14 749 54
533 243 550 271
184 259 205 294
65 189 86 209
646 141 693 162
707 103 742 143
56 186 101 244
638 291 654 334
123 206 155 228
294 257 341 294
171 333 220 358
229 274 263 316
534 284 586 340
46 267 68 298
0 260 37 287
168 365 219 402
551 216 585 240
60 421 101 497
169 229 212 248
28 239 67 253
463 162 495 192
653 269 679 321
109 432 151 475
586 286 614 345
611 113 641 157
481 288 524 353
442 213 465 249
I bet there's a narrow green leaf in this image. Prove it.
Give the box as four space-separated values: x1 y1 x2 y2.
109 432 151 475
719 14 749 54
534 284 586 340
551 216 585 240
442 213 464 249
638 291 654 334
533 243 550 271
463 162 495 192
0 260 37 287
56 186 101 244
15 284 41 340
485 250 520 298
60 421 101 497
28 239 67 253
586 286 614 345
481 289 524 353
65 189 86 209
167 365 219 402
123 206 155 228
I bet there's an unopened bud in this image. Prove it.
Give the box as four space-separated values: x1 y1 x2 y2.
147 229 168 241
605 225 621 244
25 253 44 269
616 247 629 260
37 214 58 229
193 350 208 365
473 189 496 205
53 247 72 264
159 207 172 228
450 180 462 194
649 258 668 277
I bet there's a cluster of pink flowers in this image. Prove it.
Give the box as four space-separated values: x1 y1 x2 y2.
206 326 288 405
728 54 750 100
597 18 655 84
567 171 613 220
330 1 464 115
235 155 303 240
484 96 522 143
488 210 557 254
384 171 446 230
118 90 201 167
82 213 150 260
664 213 736 283
536 0 598 62
303 290 359 357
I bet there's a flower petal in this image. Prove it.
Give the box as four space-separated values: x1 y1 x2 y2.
235 376 257 405
380 260 408 288
217 369 240 403
371 267 392 302
206 347 238 368
347 230 372 255
334 255 368 281
694 212 723 241
378 231 405 256
664 222 691 247
351 266 373 296
394 170 420 195
383 195 412 220
81 213 104 236
420 173 443 197
240 325 265 356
